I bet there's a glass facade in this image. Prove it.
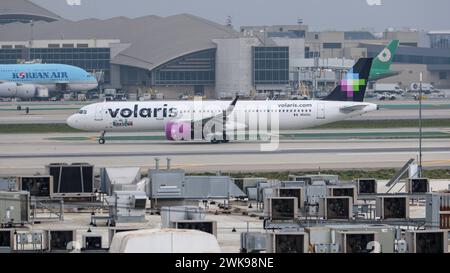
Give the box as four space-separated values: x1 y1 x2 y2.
429 34 450 49
268 30 306 38
152 49 215 85
252 46 289 85
323 42 342 49
0 47 111 83
344 31 376 40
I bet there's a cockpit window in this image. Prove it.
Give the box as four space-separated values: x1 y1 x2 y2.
78 110 87 114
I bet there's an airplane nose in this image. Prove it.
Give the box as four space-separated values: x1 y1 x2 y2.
66 115 79 129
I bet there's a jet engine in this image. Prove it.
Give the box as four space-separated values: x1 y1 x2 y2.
16 84 37 98
165 120 192 141
164 120 232 143
0 82 18 97
0 82 38 99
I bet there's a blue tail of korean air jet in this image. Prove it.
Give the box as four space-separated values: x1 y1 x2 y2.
323 58 373 102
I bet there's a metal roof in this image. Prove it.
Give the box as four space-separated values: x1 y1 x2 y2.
428 30 450 35
0 0 61 23
0 13 240 70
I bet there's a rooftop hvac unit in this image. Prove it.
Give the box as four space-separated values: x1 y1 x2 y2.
319 197 353 220
405 230 448 253
335 230 378 253
232 177 267 193
48 230 76 252
305 183 327 215
280 181 306 188
0 229 13 253
426 193 450 229
161 206 205 228
46 163 95 198
15 230 48 251
131 195 147 209
247 187 258 201
0 177 15 191
100 167 142 195
0 191 30 226
356 179 377 195
266 197 298 221
328 185 357 201
305 226 339 253
407 178 430 194
108 191 147 224
331 225 396 253
288 174 339 185
376 196 409 220
173 220 217 237
82 234 103 250
267 232 309 253
16 175 53 197
240 232 267 253
148 169 185 198
275 187 304 208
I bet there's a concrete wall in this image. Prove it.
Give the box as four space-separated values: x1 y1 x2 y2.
378 63 450 89
377 64 431 89
213 37 260 98
271 37 305 59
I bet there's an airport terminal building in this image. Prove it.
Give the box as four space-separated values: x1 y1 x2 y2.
0 0 449 99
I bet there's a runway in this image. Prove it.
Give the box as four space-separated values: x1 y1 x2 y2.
1 131 449 175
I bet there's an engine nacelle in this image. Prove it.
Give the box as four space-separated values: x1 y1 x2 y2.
165 120 232 142
0 82 18 97
16 84 37 99
0 82 37 99
165 121 192 141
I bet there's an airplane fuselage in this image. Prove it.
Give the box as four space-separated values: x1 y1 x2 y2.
67 100 378 133
0 64 98 98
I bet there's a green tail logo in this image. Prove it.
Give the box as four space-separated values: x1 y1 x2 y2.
369 40 399 81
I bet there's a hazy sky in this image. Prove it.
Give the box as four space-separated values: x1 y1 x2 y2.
32 0 450 31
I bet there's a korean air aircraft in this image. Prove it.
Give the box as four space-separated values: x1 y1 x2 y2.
0 64 98 99
67 58 378 144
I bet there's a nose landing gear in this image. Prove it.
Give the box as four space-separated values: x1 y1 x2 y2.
99 131 106 144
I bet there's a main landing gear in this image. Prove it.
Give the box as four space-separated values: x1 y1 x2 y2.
210 138 230 144
99 131 106 144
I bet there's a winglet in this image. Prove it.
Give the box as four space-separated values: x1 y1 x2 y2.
231 95 239 106
226 95 239 115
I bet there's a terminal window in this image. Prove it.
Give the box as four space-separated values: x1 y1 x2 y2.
153 49 216 86
252 46 289 85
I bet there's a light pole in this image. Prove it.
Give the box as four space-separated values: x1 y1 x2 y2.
418 72 423 178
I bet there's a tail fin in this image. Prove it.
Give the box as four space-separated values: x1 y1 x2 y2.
372 40 399 72
323 58 373 102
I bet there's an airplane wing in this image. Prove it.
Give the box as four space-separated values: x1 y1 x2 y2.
339 104 368 113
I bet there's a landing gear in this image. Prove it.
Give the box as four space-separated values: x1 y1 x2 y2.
99 131 106 144
210 138 230 144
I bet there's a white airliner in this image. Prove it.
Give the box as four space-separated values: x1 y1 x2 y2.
67 58 378 144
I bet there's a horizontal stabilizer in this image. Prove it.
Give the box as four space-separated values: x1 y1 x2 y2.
339 105 367 113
